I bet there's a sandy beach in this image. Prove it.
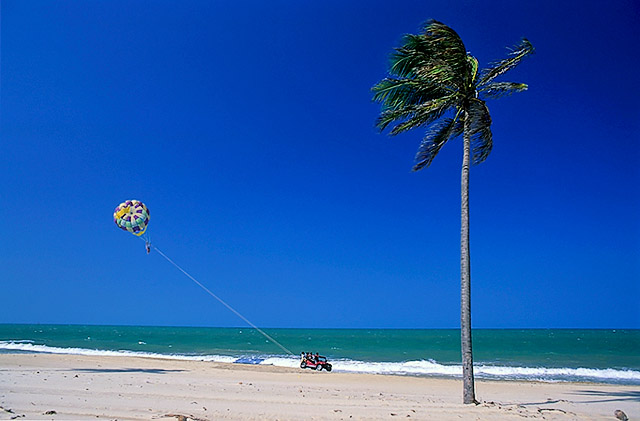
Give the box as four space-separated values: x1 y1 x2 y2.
0 353 636 420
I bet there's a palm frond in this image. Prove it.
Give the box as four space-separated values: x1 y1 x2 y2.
422 20 468 84
389 34 433 78
412 115 464 171
467 100 493 164
477 38 534 87
411 60 461 91
375 106 419 132
386 21 468 90
372 77 450 110
389 47 461 91
478 82 528 99
375 94 457 133
389 96 456 135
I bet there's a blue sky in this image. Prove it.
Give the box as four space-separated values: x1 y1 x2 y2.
1 0 638 329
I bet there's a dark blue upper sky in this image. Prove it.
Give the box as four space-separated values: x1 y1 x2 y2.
2 0 638 328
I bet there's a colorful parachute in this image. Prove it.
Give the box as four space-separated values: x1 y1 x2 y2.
113 200 150 236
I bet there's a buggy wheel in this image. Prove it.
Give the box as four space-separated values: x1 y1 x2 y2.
300 362 306 369
316 364 322 371
326 364 332 372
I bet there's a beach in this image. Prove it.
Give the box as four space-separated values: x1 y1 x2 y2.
0 353 637 420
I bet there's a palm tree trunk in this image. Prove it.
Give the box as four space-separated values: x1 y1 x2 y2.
461 113 476 404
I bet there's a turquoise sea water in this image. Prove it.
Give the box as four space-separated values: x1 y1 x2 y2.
0 324 638 384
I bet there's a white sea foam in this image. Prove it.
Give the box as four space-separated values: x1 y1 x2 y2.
1 341 638 384
261 356 301 369
333 360 640 383
0 341 236 364
263 357 640 383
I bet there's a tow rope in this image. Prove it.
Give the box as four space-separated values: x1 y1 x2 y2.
148 242 295 356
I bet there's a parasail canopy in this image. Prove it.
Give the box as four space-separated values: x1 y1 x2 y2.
113 200 150 236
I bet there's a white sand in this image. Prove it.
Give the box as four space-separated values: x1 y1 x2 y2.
0 353 636 420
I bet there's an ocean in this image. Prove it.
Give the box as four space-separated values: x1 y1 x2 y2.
0 324 638 385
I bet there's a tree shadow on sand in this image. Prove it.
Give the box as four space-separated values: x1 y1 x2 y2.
518 399 570 406
570 390 640 404
71 368 185 374
518 390 640 406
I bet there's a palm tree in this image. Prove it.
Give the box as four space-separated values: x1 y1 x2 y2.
372 20 533 404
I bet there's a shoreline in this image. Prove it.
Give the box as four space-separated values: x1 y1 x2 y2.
2 346 638 386
1 353 637 420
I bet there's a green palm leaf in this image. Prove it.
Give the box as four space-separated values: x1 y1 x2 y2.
372 78 450 110
478 82 528 99
389 34 434 78
421 20 468 88
387 96 457 135
388 20 468 90
413 116 464 171
477 38 534 87
467 100 493 164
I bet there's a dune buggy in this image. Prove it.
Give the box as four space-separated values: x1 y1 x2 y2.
300 355 332 372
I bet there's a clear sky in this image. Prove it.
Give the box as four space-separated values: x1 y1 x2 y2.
2 0 638 329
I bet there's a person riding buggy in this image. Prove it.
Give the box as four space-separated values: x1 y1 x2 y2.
300 352 332 371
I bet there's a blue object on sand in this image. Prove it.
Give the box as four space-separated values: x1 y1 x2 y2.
233 357 265 365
